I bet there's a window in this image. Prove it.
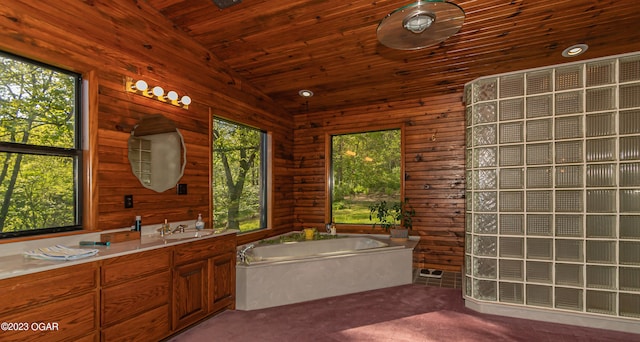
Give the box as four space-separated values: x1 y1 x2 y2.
213 118 267 232
330 129 402 224
0 52 82 238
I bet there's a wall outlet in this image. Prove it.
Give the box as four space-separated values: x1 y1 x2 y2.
124 195 133 208
177 184 187 195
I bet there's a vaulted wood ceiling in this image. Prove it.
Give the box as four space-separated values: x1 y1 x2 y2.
148 0 640 115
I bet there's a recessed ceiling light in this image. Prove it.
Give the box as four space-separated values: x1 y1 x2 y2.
562 44 588 57
299 89 314 97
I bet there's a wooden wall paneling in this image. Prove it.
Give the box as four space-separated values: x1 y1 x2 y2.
293 93 466 270
1 0 295 235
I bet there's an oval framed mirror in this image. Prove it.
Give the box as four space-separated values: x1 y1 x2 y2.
128 115 187 192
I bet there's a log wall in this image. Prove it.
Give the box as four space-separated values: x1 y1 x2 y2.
1 0 465 270
293 94 467 271
0 0 294 236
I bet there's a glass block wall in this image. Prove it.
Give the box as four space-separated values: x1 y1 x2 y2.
464 53 640 321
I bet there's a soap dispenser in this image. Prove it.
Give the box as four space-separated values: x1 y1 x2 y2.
195 213 205 230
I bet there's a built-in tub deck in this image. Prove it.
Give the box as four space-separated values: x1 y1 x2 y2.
235 233 418 310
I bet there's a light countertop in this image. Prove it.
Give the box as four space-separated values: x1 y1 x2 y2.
1 227 419 280
0 224 238 280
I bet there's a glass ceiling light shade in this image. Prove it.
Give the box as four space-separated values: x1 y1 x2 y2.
377 0 465 50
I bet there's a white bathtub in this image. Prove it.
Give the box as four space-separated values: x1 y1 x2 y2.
235 234 418 310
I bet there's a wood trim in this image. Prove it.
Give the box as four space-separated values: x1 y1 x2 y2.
324 132 331 226
208 107 213 230
83 69 99 231
266 130 274 229
400 122 406 203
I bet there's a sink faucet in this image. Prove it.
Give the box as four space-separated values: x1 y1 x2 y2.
172 224 187 234
237 244 255 264
158 219 172 237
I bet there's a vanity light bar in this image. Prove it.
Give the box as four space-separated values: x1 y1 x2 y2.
126 77 191 109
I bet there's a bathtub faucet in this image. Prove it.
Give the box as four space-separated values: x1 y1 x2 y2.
237 244 255 264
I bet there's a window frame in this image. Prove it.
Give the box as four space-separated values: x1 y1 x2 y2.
212 117 269 233
0 51 83 239
325 124 405 230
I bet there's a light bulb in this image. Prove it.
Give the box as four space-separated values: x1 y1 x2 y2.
152 86 164 97
133 80 148 91
403 12 435 34
166 91 179 101
562 44 588 57
180 95 191 106
298 89 313 97
568 47 583 55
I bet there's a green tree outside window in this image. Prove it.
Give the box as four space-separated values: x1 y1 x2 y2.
0 52 81 238
331 129 401 224
213 118 267 232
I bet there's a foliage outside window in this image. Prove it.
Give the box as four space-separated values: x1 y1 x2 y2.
0 52 82 238
213 118 267 233
331 129 401 224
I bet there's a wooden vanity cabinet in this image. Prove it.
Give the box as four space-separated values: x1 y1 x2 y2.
172 233 236 330
210 249 236 313
100 248 171 342
0 262 99 342
0 233 236 341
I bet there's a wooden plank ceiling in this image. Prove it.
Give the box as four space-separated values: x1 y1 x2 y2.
147 0 640 115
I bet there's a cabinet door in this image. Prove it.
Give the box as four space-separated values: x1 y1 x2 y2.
210 251 236 313
173 260 208 330
1 291 97 342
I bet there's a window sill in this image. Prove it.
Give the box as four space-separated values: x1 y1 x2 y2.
0 229 89 245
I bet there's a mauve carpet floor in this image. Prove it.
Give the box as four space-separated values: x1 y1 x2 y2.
167 284 640 342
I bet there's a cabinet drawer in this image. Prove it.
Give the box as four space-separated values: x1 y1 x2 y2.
1 291 98 342
101 248 171 286
101 304 170 342
174 234 236 265
0 262 98 315
102 271 171 326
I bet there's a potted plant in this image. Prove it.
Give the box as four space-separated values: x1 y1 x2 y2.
369 199 415 241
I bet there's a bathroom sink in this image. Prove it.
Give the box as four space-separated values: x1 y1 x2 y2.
163 230 214 240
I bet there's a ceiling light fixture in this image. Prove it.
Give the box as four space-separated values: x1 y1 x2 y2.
299 89 314 97
377 0 465 50
562 44 588 57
